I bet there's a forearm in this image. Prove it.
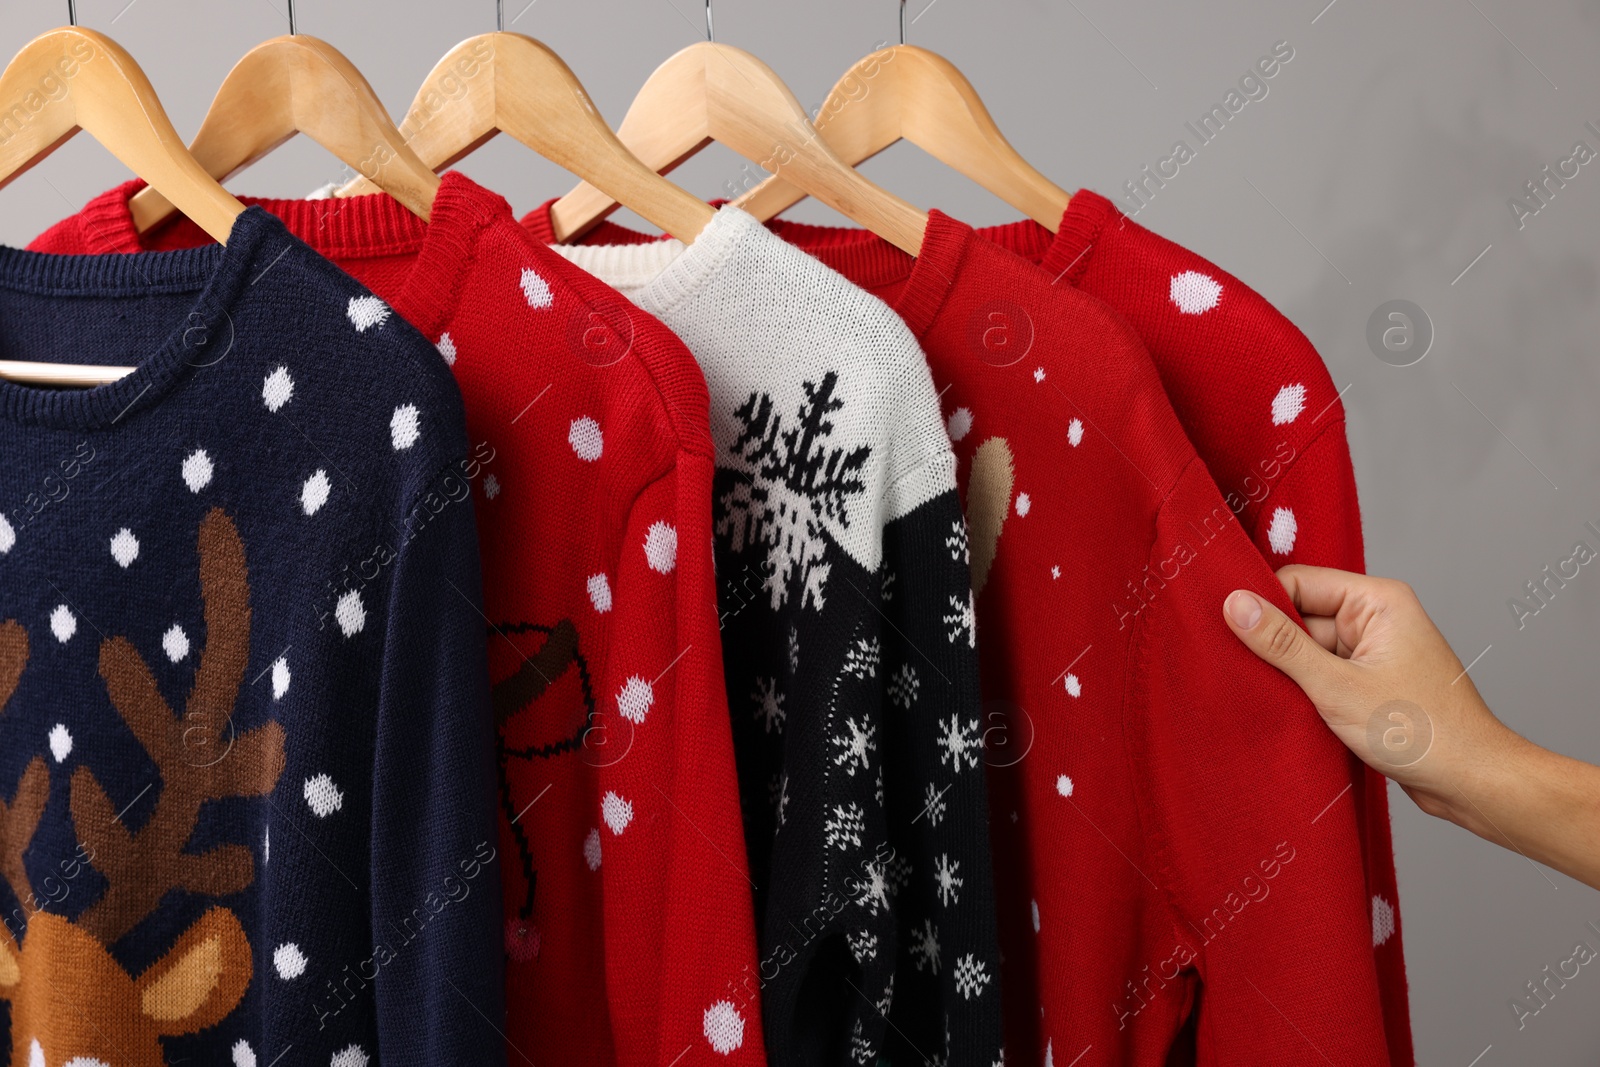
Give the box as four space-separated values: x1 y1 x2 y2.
1437 733 1600 890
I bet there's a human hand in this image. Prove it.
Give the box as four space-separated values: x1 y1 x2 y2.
1223 566 1600 889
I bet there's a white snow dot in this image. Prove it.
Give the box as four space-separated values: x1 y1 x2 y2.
521 267 553 309
330 1046 369 1067
601 791 634 834
946 407 974 442
162 624 190 663
1050 565 1061 580
617 676 654 724
1272 383 1307 426
232 1039 257 1067
301 470 331 516
273 942 308 979
49 605 76 643
28 1040 43 1067
482 474 501 500
1031 899 1040 933
568 417 604 461
181 449 213 493
1267 507 1298 555
583 827 602 870
1033 367 1046 383
390 404 421 451
303 774 344 818
262 366 294 411
335 591 366 637
436 332 457 366
263 828 269 866
1067 419 1084 447
1063 673 1081 698
1373 894 1396 947
109 528 139 568
48 723 71 762
1045 1039 1054 1067
1056 774 1074 797
346 295 391 332
1169 270 1222 315
1015 493 1031 517
587 573 613 613
643 521 678 574
271 656 290 700
703 1000 746 1055
0 513 12 554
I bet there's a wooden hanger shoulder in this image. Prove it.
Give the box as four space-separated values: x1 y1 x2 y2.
127 33 441 233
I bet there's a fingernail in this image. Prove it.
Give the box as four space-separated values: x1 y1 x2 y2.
1226 591 1262 630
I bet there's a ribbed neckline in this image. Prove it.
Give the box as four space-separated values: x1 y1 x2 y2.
67 171 506 342
893 209 972 337
542 205 755 321
0 206 282 432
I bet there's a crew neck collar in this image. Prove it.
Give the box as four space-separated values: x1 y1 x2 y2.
0 205 282 433
66 171 506 342
542 204 756 321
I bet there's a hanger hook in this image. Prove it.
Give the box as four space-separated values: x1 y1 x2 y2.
705 0 714 42
67 0 77 25
899 0 906 45
496 0 504 32
287 0 296 35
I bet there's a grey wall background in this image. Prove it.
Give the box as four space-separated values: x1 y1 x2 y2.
3 0 1598 1059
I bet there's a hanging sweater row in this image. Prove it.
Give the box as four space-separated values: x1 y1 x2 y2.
0 21 1409 1067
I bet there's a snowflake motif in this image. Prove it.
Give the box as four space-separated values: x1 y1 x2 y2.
751 676 786 734
787 626 800 674
953 953 992 999
888 663 919 709
831 716 877 776
875 972 895 1015
881 568 896 602
849 1019 875 1065
824 802 865 850
909 919 940 974
886 853 912 896
935 715 983 773
944 591 976 647
715 373 869 612
934 853 964 907
842 636 880 679
921 781 949 826
847 928 878 963
945 520 969 563
857 858 891 915
874 767 884 806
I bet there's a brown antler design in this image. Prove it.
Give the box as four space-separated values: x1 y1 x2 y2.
0 620 47 912
72 508 285 944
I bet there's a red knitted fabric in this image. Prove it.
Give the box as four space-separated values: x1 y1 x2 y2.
527 193 1410 1064
32 175 767 1067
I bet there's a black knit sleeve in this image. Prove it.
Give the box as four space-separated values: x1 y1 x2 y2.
877 488 1004 1067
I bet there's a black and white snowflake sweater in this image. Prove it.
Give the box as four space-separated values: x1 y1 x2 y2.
550 206 1001 1067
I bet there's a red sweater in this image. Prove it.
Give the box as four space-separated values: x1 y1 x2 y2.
530 193 1410 1064
529 206 1393 1062
31 174 767 1067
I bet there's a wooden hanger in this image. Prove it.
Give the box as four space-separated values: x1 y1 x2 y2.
0 21 248 387
549 1 928 254
736 4 1069 230
128 0 439 232
336 22 714 244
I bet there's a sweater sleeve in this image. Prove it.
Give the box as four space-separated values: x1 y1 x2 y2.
599 459 768 1067
1131 456 1389 1064
879 486 1004 1067
369 465 507 1066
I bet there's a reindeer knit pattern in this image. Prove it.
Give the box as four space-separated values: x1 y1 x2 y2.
32 173 769 1067
0 209 504 1067
544 207 1003 1067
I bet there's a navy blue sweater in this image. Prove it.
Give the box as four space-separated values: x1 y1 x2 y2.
0 208 505 1067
